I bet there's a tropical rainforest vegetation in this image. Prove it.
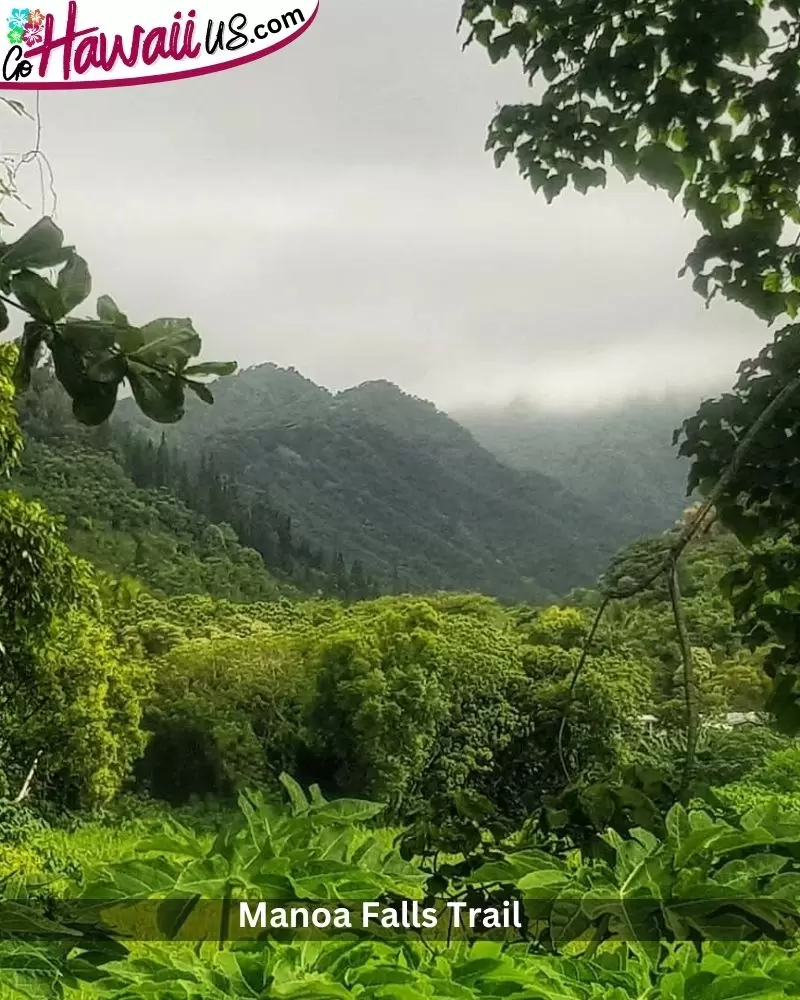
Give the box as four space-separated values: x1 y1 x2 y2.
4 0 800 996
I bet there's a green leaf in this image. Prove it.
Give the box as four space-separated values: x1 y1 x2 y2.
135 827 207 860
743 26 770 61
156 894 201 940
60 320 118 353
133 319 201 371
86 354 127 384
517 869 570 890
185 379 214 405
11 269 65 322
115 326 146 353
279 773 309 814
453 790 496 823
183 361 237 378
0 902 81 936
57 253 92 315
612 145 638 182
638 144 685 199
0 217 72 270
269 982 351 999
543 173 568 203
71 382 118 426
127 362 186 423
309 785 327 807
729 101 745 123
451 957 506 985
310 799 386 823
708 974 785 1000
51 334 90 399
96 294 129 326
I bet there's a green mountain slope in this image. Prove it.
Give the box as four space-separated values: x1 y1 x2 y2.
10 436 286 602
14 369 379 600
456 397 698 541
118 365 623 601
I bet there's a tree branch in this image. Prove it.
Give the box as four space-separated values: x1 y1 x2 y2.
555 371 800 784
667 560 699 798
13 748 42 803
557 595 610 782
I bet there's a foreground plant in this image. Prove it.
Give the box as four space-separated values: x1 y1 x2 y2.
4 781 800 998
1 216 236 425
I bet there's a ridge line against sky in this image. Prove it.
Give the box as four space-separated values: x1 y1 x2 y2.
0 1 768 412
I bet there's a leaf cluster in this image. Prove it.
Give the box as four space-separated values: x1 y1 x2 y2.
0 218 235 426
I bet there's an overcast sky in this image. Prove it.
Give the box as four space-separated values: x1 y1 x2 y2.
0 0 772 412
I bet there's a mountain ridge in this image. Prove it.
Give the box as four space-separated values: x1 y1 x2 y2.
116 365 631 601
455 395 697 540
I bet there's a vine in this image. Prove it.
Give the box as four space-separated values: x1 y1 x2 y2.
557 371 800 788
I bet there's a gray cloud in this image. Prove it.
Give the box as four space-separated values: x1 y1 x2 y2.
1 0 770 410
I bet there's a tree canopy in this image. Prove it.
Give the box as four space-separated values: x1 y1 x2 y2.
461 0 800 734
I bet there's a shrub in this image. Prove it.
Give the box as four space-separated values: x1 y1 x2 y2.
631 724 787 789
138 634 312 803
750 744 800 793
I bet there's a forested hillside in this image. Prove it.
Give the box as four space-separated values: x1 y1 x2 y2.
458 396 698 542
12 370 375 600
117 364 624 601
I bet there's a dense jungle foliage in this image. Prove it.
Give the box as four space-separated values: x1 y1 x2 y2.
6 0 800 994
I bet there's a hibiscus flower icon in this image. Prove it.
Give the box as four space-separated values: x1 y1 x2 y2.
26 7 44 25
22 21 41 44
6 8 30 31
6 25 23 44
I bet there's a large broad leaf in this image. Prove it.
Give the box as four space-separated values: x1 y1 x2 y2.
183 361 237 377
267 981 351 998
96 294 129 327
280 773 310 815
60 321 118 353
127 362 186 423
56 253 91 315
50 333 122 425
86 354 127 384
133 319 201 370
0 216 72 270
309 799 386 824
134 826 208 861
81 857 183 899
156 894 202 940
0 946 66 1000
638 144 685 200
71 383 118 426
185 379 214 405
51 334 91 399
11 269 65 323
0 902 82 936
517 869 571 891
